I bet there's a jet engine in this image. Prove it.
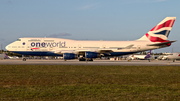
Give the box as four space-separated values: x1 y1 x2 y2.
63 53 77 60
85 52 99 58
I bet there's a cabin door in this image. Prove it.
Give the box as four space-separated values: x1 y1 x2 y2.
137 45 141 50
26 42 32 51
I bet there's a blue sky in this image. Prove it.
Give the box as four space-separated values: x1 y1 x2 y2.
0 0 180 53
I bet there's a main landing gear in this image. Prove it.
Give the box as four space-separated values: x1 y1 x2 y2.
23 58 26 61
22 55 26 61
79 58 93 61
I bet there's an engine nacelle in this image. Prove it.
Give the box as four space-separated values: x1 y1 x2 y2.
63 53 77 60
85 52 99 58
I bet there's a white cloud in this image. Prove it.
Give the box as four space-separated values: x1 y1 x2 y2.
78 4 98 10
8 0 12 4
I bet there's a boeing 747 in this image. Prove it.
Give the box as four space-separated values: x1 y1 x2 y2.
6 17 176 61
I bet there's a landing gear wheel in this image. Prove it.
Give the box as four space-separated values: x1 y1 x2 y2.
23 58 26 61
87 58 93 61
79 58 86 61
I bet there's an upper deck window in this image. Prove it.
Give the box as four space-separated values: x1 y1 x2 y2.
17 39 21 41
28 39 41 42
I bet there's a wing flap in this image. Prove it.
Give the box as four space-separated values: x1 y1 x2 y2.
53 44 135 55
118 44 134 50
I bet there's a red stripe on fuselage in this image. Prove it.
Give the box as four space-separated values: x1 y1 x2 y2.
31 48 40 49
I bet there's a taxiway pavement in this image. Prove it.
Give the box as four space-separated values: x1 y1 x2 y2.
0 59 179 66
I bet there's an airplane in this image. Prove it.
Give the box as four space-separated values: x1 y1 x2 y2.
127 50 152 61
5 17 176 61
0 53 9 59
166 52 180 62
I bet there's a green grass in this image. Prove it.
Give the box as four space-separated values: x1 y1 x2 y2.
0 65 180 100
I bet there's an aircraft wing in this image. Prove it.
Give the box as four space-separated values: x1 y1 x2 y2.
74 49 113 54
147 40 176 46
53 44 134 55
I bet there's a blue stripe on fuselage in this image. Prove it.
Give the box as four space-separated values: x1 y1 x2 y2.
11 51 62 56
103 52 138 56
11 51 138 57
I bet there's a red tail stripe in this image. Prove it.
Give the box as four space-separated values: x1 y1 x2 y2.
150 19 174 31
150 27 156 31
145 33 168 42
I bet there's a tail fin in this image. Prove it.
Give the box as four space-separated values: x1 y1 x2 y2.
138 17 176 42
145 50 151 59
4 53 9 59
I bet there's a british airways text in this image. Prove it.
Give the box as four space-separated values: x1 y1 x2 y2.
31 41 66 48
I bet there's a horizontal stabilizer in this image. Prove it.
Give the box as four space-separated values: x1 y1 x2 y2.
147 40 176 46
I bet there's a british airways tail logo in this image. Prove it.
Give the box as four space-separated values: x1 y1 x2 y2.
31 41 66 48
146 18 176 43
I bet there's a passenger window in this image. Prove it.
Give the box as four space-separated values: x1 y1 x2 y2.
12 46 17 48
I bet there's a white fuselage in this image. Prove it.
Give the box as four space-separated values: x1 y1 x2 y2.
167 53 180 60
128 55 148 60
5 37 165 56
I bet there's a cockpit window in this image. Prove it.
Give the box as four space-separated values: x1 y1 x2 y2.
17 39 21 41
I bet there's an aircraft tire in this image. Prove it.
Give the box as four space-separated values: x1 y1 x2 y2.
79 58 86 61
87 58 93 61
23 58 26 61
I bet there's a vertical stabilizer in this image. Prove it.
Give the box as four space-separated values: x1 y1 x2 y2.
138 17 176 42
145 50 151 59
